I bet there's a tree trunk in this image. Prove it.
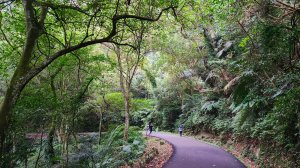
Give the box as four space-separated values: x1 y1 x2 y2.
123 91 130 142
46 122 55 165
116 46 131 141
119 75 131 142
98 108 103 144
45 67 61 165
0 0 43 155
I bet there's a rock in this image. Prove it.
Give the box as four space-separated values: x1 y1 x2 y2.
223 41 233 52
123 145 131 153
217 39 223 49
216 49 225 58
224 76 240 95
181 69 197 78
133 140 140 145
216 41 234 58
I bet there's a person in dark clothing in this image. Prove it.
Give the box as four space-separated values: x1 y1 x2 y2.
148 122 153 135
178 124 184 136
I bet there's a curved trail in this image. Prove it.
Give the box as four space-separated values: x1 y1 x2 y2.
152 132 246 168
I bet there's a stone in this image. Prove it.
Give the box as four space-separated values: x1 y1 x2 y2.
123 145 131 153
133 140 140 145
223 41 233 52
216 41 234 58
217 39 223 49
216 49 225 58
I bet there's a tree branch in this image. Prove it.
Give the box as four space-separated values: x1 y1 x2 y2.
35 1 92 16
114 6 176 22
108 40 137 50
19 5 177 95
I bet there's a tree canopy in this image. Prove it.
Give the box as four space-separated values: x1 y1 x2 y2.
1 0 300 167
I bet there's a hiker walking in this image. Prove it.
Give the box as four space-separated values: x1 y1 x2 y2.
178 124 184 136
148 122 153 135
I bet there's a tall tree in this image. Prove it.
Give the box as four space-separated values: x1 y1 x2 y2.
0 0 177 154
109 22 145 141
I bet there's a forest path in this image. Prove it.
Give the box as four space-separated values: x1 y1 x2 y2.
152 132 246 168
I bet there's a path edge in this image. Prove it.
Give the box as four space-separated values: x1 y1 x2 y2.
191 136 247 167
150 133 176 168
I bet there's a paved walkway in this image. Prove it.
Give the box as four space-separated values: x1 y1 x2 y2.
152 132 246 168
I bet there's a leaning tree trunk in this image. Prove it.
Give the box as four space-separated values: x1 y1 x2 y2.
0 67 33 154
0 0 47 156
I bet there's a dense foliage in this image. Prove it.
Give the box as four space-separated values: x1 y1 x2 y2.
1 0 300 167
142 1 300 167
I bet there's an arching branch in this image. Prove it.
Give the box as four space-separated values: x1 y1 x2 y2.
21 6 177 91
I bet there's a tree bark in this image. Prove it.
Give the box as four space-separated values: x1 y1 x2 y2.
116 46 131 141
123 90 130 142
98 107 102 144
45 67 61 165
0 0 44 155
46 123 55 165
114 24 145 141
